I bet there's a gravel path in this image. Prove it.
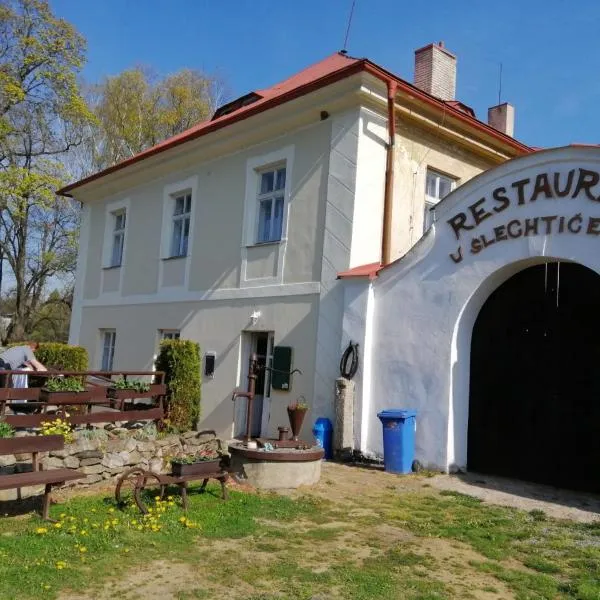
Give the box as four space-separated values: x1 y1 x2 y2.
429 471 600 522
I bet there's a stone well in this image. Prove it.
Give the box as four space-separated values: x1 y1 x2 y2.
228 442 324 490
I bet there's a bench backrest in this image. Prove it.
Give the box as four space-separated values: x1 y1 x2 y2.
0 434 64 456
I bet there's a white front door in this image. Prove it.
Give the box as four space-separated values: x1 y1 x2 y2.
234 331 274 438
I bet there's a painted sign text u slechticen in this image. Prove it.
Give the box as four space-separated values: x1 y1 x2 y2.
447 168 600 264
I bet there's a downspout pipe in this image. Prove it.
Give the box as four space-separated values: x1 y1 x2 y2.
381 80 397 265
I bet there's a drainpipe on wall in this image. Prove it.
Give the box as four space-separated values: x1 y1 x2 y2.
381 80 397 265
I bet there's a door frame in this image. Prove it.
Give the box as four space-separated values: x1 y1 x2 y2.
236 330 274 438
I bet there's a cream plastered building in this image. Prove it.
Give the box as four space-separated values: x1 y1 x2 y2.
60 44 530 442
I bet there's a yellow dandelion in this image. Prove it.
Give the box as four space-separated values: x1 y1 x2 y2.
80 530 88 536
53 522 62 529
59 513 66 519
108 508 115 513
179 517 186 523
35 527 48 535
79 546 87 553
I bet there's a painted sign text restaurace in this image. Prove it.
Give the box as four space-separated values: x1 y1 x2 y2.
446 168 600 264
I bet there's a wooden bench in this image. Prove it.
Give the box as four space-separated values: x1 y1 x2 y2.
0 435 84 520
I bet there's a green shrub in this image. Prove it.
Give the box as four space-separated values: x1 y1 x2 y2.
35 343 88 371
112 378 150 392
44 377 85 393
0 420 14 438
155 339 201 432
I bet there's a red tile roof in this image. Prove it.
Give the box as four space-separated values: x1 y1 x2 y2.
58 52 532 197
337 262 382 280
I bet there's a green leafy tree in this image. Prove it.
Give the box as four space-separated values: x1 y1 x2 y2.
0 0 94 341
89 66 227 169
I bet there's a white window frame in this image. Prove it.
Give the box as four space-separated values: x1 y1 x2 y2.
255 165 286 244
160 329 180 340
241 146 294 287
110 210 126 267
102 198 130 269
242 146 294 248
424 169 455 232
170 192 192 258
100 330 116 371
159 176 198 290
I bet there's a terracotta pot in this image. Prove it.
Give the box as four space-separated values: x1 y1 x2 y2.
287 407 308 441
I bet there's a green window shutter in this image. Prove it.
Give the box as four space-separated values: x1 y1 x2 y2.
271 346 292 391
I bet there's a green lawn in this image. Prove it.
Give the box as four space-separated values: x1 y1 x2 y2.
0 467 599 599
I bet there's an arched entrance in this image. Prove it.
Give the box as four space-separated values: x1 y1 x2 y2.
468 261 600 491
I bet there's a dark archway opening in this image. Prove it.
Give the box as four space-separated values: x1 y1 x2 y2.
468 262 600 492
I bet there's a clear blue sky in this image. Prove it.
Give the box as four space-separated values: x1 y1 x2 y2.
51 0 600 149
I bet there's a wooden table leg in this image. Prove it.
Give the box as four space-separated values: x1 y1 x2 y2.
219 475 228 501
199 478 208 493
179 481 188 511
42 484 52 520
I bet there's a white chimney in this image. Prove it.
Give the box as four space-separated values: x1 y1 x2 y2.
488 102 515 137
414 41 457 101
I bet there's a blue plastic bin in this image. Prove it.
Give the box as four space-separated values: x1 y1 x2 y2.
377 409 417 474
312 417 333 459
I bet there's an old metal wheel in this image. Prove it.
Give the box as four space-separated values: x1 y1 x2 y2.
114 467 162 513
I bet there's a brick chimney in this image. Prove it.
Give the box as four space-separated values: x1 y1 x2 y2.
414 41 456 101
488 102 515 137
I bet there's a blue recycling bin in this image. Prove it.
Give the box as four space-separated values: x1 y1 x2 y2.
377 409 417 474
312 417 333 459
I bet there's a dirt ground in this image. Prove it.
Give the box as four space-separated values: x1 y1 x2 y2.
55 463 600 600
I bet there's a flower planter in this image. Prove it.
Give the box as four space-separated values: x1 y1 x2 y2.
40 389 92 404
108 383 166 400
0 388 40 401
287 407 308 441
170 459 222 477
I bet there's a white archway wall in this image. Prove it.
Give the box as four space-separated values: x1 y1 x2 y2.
366 147 600 470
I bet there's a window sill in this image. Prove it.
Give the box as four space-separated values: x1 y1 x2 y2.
246 240 282 248
103 265 121 271
162 255 188 261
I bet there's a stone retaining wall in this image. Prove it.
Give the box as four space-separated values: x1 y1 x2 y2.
0 429 221 501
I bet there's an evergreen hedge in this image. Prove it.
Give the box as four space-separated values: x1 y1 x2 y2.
155 339 201 432
36 343 88 371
